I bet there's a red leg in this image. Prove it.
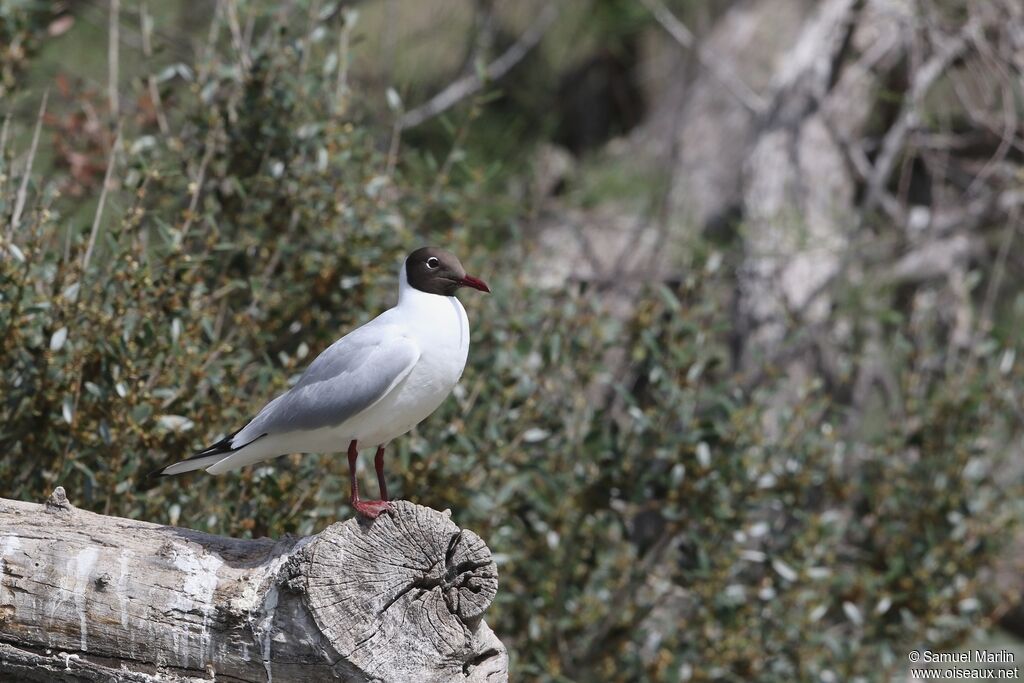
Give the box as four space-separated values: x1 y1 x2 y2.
347 439 360 504
347 439 393 520
374 445 389 501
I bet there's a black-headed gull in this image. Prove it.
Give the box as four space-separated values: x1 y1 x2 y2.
155 247 490 518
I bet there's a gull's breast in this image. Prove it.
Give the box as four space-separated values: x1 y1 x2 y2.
348 294 470 446
397 296 470 408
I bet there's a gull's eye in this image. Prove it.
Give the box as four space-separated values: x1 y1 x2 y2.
426 257 440 269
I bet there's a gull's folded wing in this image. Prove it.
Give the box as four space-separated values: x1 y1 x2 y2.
199 326 420 474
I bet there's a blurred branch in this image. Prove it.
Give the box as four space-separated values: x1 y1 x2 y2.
577 527 677 667
140 1 169 135
430 103 480 197
224 0 251 72
107 0 120 121
82 0 195 62
974 207 1022 355
462 0 497 76
197 0 224 83
398 4 559 130
298 0 323 74
334 8 358 116
863 23 974 213
179 136 214 241
638 0 766 114
963 40 1022 194
8 91 47 238
820 111 905 224
0 114 10 162
81 127 121 274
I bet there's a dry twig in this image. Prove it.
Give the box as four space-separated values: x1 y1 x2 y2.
638 0 766 114
863 24 973 213
9 93 48 238
107 0 120 120
140 0 170 135
398 4 559 130
179 137 215 241
334 8 358 116
81 128 122 274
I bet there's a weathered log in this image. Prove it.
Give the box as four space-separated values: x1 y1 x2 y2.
0 487 506 682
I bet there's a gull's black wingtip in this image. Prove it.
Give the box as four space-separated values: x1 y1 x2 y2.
148 428 244 481
147 465 171 480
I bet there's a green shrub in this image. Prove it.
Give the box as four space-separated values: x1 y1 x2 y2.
0 1 57 99
2 4 1022 681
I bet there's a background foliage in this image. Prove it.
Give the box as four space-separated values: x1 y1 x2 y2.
2 1 1023 681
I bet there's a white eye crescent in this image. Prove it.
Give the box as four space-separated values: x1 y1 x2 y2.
426 257 440 269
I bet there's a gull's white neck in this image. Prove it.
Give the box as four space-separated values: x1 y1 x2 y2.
396 263 453 309
393 263 470 355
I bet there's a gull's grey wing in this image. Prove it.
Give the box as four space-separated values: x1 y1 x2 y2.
232 324 420 444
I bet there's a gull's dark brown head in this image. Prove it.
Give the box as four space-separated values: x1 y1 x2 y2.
405 247 490 297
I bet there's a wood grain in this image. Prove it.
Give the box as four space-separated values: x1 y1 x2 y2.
0 488 506 682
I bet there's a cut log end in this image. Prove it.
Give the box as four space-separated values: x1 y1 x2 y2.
0 490 507 683
301 501 502 681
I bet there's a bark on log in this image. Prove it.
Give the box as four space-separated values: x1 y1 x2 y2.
0 487 506 682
